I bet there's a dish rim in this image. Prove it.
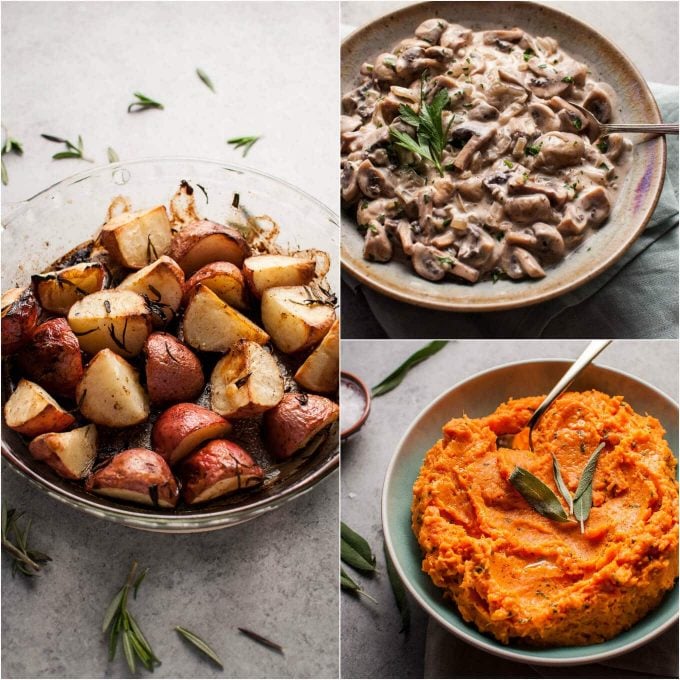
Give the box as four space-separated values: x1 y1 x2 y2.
340 0 667 312
381 358 679 665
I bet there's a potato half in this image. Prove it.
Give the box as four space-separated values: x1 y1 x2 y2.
242 254 316 299
152 403 232 465
85 448 179 508
1 287 39 354
294 319 339 393
180 439 264 505
3 378 75 437
263 393 339 460
210 340 284 418
32 262 108 315
67 290 152 358
183 284 269 353
76 349 149 427
99 205 172 269
260 285 336 354
29 424 97 480
183 261 249 310
118 255 185 326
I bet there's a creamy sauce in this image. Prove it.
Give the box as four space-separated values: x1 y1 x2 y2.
342 19 632 284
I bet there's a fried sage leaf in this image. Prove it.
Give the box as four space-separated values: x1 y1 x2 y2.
341 522 375 569
341 538 376 573
573 442 606 532
383 542 410 634
341 568 377 604
552 454 573 514
508 467 570 522
371 341 448 397
175 626 224 669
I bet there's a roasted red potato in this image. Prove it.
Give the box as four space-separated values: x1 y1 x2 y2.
85 448 179 508
32 262 108 315
294 319 339 393
242 254 316 299
17 318 84 399
3 378 75 437
183 261 249 310
263 393 339 460
1 287 39 355
179 439 264 504
29 424 97 480
168 220 251 274
152 403 232 465
144 332 204 405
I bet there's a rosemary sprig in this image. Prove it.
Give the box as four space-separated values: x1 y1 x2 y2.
41 133 93 162
196 68 215 93
1 504 51 577
175 626 223 669
227 136 261 157
103 561 160 674
238 628 284 655
1 135 23 186
128 92 164 113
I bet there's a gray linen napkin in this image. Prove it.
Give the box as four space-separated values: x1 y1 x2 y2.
424 617 679 679
346 83 679 339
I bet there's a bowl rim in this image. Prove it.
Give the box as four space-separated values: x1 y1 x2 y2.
340 371 372 438
381 358 679 665
341 0 667 312
1 156 340 531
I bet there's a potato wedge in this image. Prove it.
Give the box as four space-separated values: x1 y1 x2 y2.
32 262 108 314
183 284 269 353
3 378 75 437
1 287 39 354
183 261 249 310
76 349 149 427
85 448 179 508
118 255 185 326
29 424 97 480
179 439 264 505
152 403 232 465
210 340 284 418
144 332 204 405
98 205 172 269
67 290 152 357
260 285 336 354
17 318 84 399
168 220 251 274
263 393 339 460
294 319 339 393
242 255 315 299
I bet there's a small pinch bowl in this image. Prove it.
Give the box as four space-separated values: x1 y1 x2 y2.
382 359 678 665
341 1 666 312
340 371 372 440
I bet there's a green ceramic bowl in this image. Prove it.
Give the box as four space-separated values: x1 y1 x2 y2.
382 360 678 665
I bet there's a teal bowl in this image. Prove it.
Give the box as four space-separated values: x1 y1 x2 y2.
382 360 678 665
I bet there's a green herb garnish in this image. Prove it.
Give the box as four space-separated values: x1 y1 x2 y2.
371 341 448 397
127 92 164 113
508 467 571 522
384 542 410 633
571 117 583 130
437 256 454 266
552 454 573 514
525 142 543 157
1 503 51 577
341 524 376 573
523 48 534 62
573 442 605 532
597 137 609 153
598 162 610 172
227 135 261 157
238 628 284 655
41 133 93 162
341 568 378 603
107 147 119 163
196 68 215 92
503 159 514 168
1 136 23 186
561 75 574 84
175 627 223 669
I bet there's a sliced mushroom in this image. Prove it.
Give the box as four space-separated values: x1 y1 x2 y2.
456 224 497 269
432 178 456 206
356 160 394 199
431 230 456 249
525 59 571 98
396 220 416 256
452 125 497 171
450 259 481 283
533 132 585 171
341 115 362 135
341 161 360 204
558 186 611 234
503 194 555 224
373 53 399 83
396 46 442 79
505 227 537 248
415 18 448 44
603 133 630 162
440 24 473 51
485 80 528 111
531 222 565 263
583 84 614 123
508 175 568 207
528 102 561 132
363 222 393 263
483 28 525 45
467 102 499 122
514 248 546 278
501 246 544 279
411 243 446 281
456 176 485 201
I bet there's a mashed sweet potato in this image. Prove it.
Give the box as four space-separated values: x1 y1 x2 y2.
412 390 678 647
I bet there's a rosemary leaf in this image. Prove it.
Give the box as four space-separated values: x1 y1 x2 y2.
371 341 448 397
122 631 136 674
42 133 93 162
175 626 224 669
238 627 284 655
552 454 573 515
340 568 378 604
508 467 570 522
1 136 23 185
573 442 606 532
384 542 410 633
196 68 216 93
128 92 164 113
133 567 148 598
1 159 7 186
102 589 124 632
341 522 375 569
107 147 119 163
1 503 51 577
227 135 261 157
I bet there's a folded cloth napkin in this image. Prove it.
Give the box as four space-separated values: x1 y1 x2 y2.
424 617 679 679
344 83 679 339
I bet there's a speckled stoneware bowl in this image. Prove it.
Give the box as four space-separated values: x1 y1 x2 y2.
382 360 678 665
341 1 667 312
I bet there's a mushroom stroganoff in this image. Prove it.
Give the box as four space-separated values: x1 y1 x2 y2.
341 19 632 284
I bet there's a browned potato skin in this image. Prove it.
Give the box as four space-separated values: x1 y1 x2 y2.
85 448 179 508
182 261 249 310
169 220 251 274
1 287 40 354
264 393 339 460
17 318 84 399
179 439 264 504
3 379 76 437
28 424 97 480
152 403 232 464
144 332 204 405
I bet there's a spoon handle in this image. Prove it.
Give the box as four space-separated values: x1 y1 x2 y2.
602 123 679 135
528 340 612 445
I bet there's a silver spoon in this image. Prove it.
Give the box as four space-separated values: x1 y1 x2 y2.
527 339 612 451
567 100 678 144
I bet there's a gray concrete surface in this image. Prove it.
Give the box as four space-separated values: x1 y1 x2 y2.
340 340 678 678
1 3 339 678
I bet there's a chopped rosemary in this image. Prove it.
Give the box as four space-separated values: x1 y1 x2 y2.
175 627 223 668
128 92 164 113
238 628 284 655
41 133 93 162
227 136 261 157
196 68 216 93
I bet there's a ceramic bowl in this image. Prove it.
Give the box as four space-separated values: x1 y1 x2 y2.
341 1 666 311
382 359 678 664
340 371 372 439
